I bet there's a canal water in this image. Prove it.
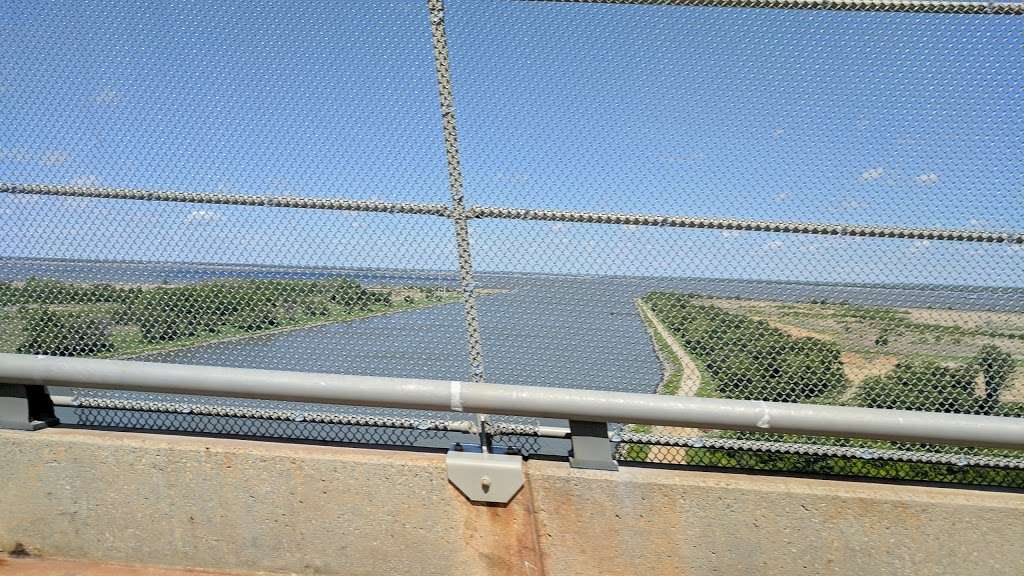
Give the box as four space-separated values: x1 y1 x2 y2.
4 258 1022 452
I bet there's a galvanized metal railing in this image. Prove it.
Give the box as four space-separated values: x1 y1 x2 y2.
3 354 1022 449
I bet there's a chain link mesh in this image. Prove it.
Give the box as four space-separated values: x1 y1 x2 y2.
1 0 1021 486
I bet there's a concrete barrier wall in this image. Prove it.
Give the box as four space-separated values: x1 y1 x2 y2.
1 428 1022 576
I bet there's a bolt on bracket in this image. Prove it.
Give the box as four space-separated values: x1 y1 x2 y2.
446 443 524 504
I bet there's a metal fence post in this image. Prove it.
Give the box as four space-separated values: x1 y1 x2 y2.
426 0 491 449
568 420 619 470
0 384 58 431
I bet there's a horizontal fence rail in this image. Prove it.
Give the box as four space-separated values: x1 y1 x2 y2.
467 206 1024 243
4 182 1021 244
518 0 1024 15
0 182 453 217
2 354 1022 450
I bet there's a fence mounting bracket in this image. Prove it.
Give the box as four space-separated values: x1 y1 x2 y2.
447 444 524 504
0 384 58 431
568 420 618 471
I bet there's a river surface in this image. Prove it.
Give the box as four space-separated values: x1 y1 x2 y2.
4 258 1023 451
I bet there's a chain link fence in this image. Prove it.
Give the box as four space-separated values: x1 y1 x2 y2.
1 0 1022 486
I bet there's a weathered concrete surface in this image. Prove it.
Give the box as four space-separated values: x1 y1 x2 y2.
527 461 1024 575
0 557 255 576
0 429 541 576
2 428 1022 576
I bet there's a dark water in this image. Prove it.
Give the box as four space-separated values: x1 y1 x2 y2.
4 257 1022 451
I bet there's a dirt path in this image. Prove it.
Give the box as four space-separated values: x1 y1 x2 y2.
634 300 705 462
637 300 701 396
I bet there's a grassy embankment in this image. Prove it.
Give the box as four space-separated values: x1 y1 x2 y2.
627 292 1024 487
0 279 466 359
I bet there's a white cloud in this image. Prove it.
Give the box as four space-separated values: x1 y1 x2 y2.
184 209 222 223
549 222 567 233
39 150 70 166
69 175 100 187
773 192 791 202
495 172 530 185
967 218 988 228
772 128 785 139
0 147 30 163
910 239 932 252
915 172 940 186
719 230 743 238
621 224 639 231
93 88 121 104
759 240 785 253
859 167 885 182
839 198 865 210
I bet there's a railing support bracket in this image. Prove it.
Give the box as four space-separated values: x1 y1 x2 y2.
0 384 58 431
569 420 618 471
447 444 524 504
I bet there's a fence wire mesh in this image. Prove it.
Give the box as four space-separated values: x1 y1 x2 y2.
1 0 1022 486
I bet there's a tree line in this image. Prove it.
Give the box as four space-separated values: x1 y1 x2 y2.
5 277 398 357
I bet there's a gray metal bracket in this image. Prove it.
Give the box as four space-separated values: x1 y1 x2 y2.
0 384 58 431
568 420 618 471
446 444 524 504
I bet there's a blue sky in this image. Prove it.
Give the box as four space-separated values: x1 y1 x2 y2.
1 0 1021 286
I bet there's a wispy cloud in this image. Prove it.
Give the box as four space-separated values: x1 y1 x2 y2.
69 175 100 187
771 128 785 140
495 172 530 185
773 191 791 202
39 150 70 166
910 239 932 252
759 240 785 253
184 209 222 223
1 148 72 166
93 88 121 105
838 198 866 210
858 167 885 182
719 230 743 238
0 147 30 163
915 172 940 186
549 222 567 233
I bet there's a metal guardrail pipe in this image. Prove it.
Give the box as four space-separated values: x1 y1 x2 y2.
2 354 1022 449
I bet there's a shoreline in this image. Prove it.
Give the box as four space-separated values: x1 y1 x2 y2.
110 295 467 360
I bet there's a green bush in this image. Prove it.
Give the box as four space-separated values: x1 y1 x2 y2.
687 442 1024 488
135 289 197 342
369 290 393 306
229 289 281 331
854 360 981 413
322 278 371 309
976 344 1014 414
16 307 113 356
300 297 330 317
644 292 847 403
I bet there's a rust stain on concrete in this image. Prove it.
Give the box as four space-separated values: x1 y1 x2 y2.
453 477 546 576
